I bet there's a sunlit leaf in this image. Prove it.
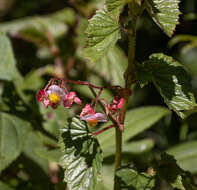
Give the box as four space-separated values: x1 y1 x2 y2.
0 33 21 81
84 9 121 63
146 0 181 36
59 117 103 190
97 106 170 150
0 113 31 173
136 53 197 118
116 167 155 190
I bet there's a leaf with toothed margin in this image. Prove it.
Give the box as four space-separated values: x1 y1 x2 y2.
59 116 103 190
146 0 181 37
84 9 121 63
105 0 125 20
135 53 197 119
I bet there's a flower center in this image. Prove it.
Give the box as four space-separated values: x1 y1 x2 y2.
87 119 98 127
49 93 60 104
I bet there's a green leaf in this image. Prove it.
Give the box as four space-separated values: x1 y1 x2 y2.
84 9 121 63
90 46 127 86
0 34 21 81
167 141 197 174
136 53 197 119
103 138 155 157
146 0 181 36
97 106 170 150
116 167 155 190
105 0 125 20
23 131 49 173
153 153 197 190
59 117 103 190
0 181 15 190
0 8 74 46
0 113 31 173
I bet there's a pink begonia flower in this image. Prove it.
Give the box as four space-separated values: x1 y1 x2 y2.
63 91 82 108
37 84 81 109
80 104 107 127
108 96 124 114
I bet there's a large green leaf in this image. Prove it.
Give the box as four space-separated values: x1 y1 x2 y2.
23 131 49 173
0 181 15 190
90 46 127 86
105 0 125 20
97 106 170 150
136 53 197 119
84 9 121 63
146 0 181 37
116 167 155 190
0 8 74 46
167 141 197 174
103 138 155 157
0 113 31 173
59 117 103 190
0 34 21 81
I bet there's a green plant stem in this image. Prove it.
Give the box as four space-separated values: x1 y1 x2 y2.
114 1 138 190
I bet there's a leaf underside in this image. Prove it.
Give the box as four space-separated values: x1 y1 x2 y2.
59 117 103 190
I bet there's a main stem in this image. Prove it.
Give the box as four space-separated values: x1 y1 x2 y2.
114 1 137 190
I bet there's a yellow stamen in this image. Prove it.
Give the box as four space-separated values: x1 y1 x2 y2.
49 93 60 104
88 119 98 127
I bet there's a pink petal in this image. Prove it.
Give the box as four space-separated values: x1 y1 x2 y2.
43 99 50 108
94 113 108 122
63 99 73 109
74 97 82 105
36 89 46 102
80 104 94 119
117 97 124 109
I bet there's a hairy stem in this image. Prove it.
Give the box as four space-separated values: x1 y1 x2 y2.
114 1 138 190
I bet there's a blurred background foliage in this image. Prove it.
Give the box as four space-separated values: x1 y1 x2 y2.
0 0 197 189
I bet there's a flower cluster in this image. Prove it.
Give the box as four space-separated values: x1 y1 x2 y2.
36 84 81 109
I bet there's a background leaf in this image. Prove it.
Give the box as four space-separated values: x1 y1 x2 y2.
84 9 121 63
116 167 155 190
136 53 197 119
167 141 197 174
146 0 181 36
59 117 103 190
0 113 31 173
97 106 170 150
0 33 21 81
0 181 15 190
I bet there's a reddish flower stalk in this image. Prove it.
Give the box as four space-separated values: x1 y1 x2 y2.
93 125 115 136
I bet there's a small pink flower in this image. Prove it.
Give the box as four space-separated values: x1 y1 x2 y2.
80 104 107 127
63 91 82 108
37 84 81 109
107 96 124 114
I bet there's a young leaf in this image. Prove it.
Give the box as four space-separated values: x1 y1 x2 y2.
116 167 155 190
146 0 181 37
59 117 103 190
0 113 31 173
84 9 121 63
97 106 170 150
136 53 197 119
105 0 125 20
0 34 21 81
